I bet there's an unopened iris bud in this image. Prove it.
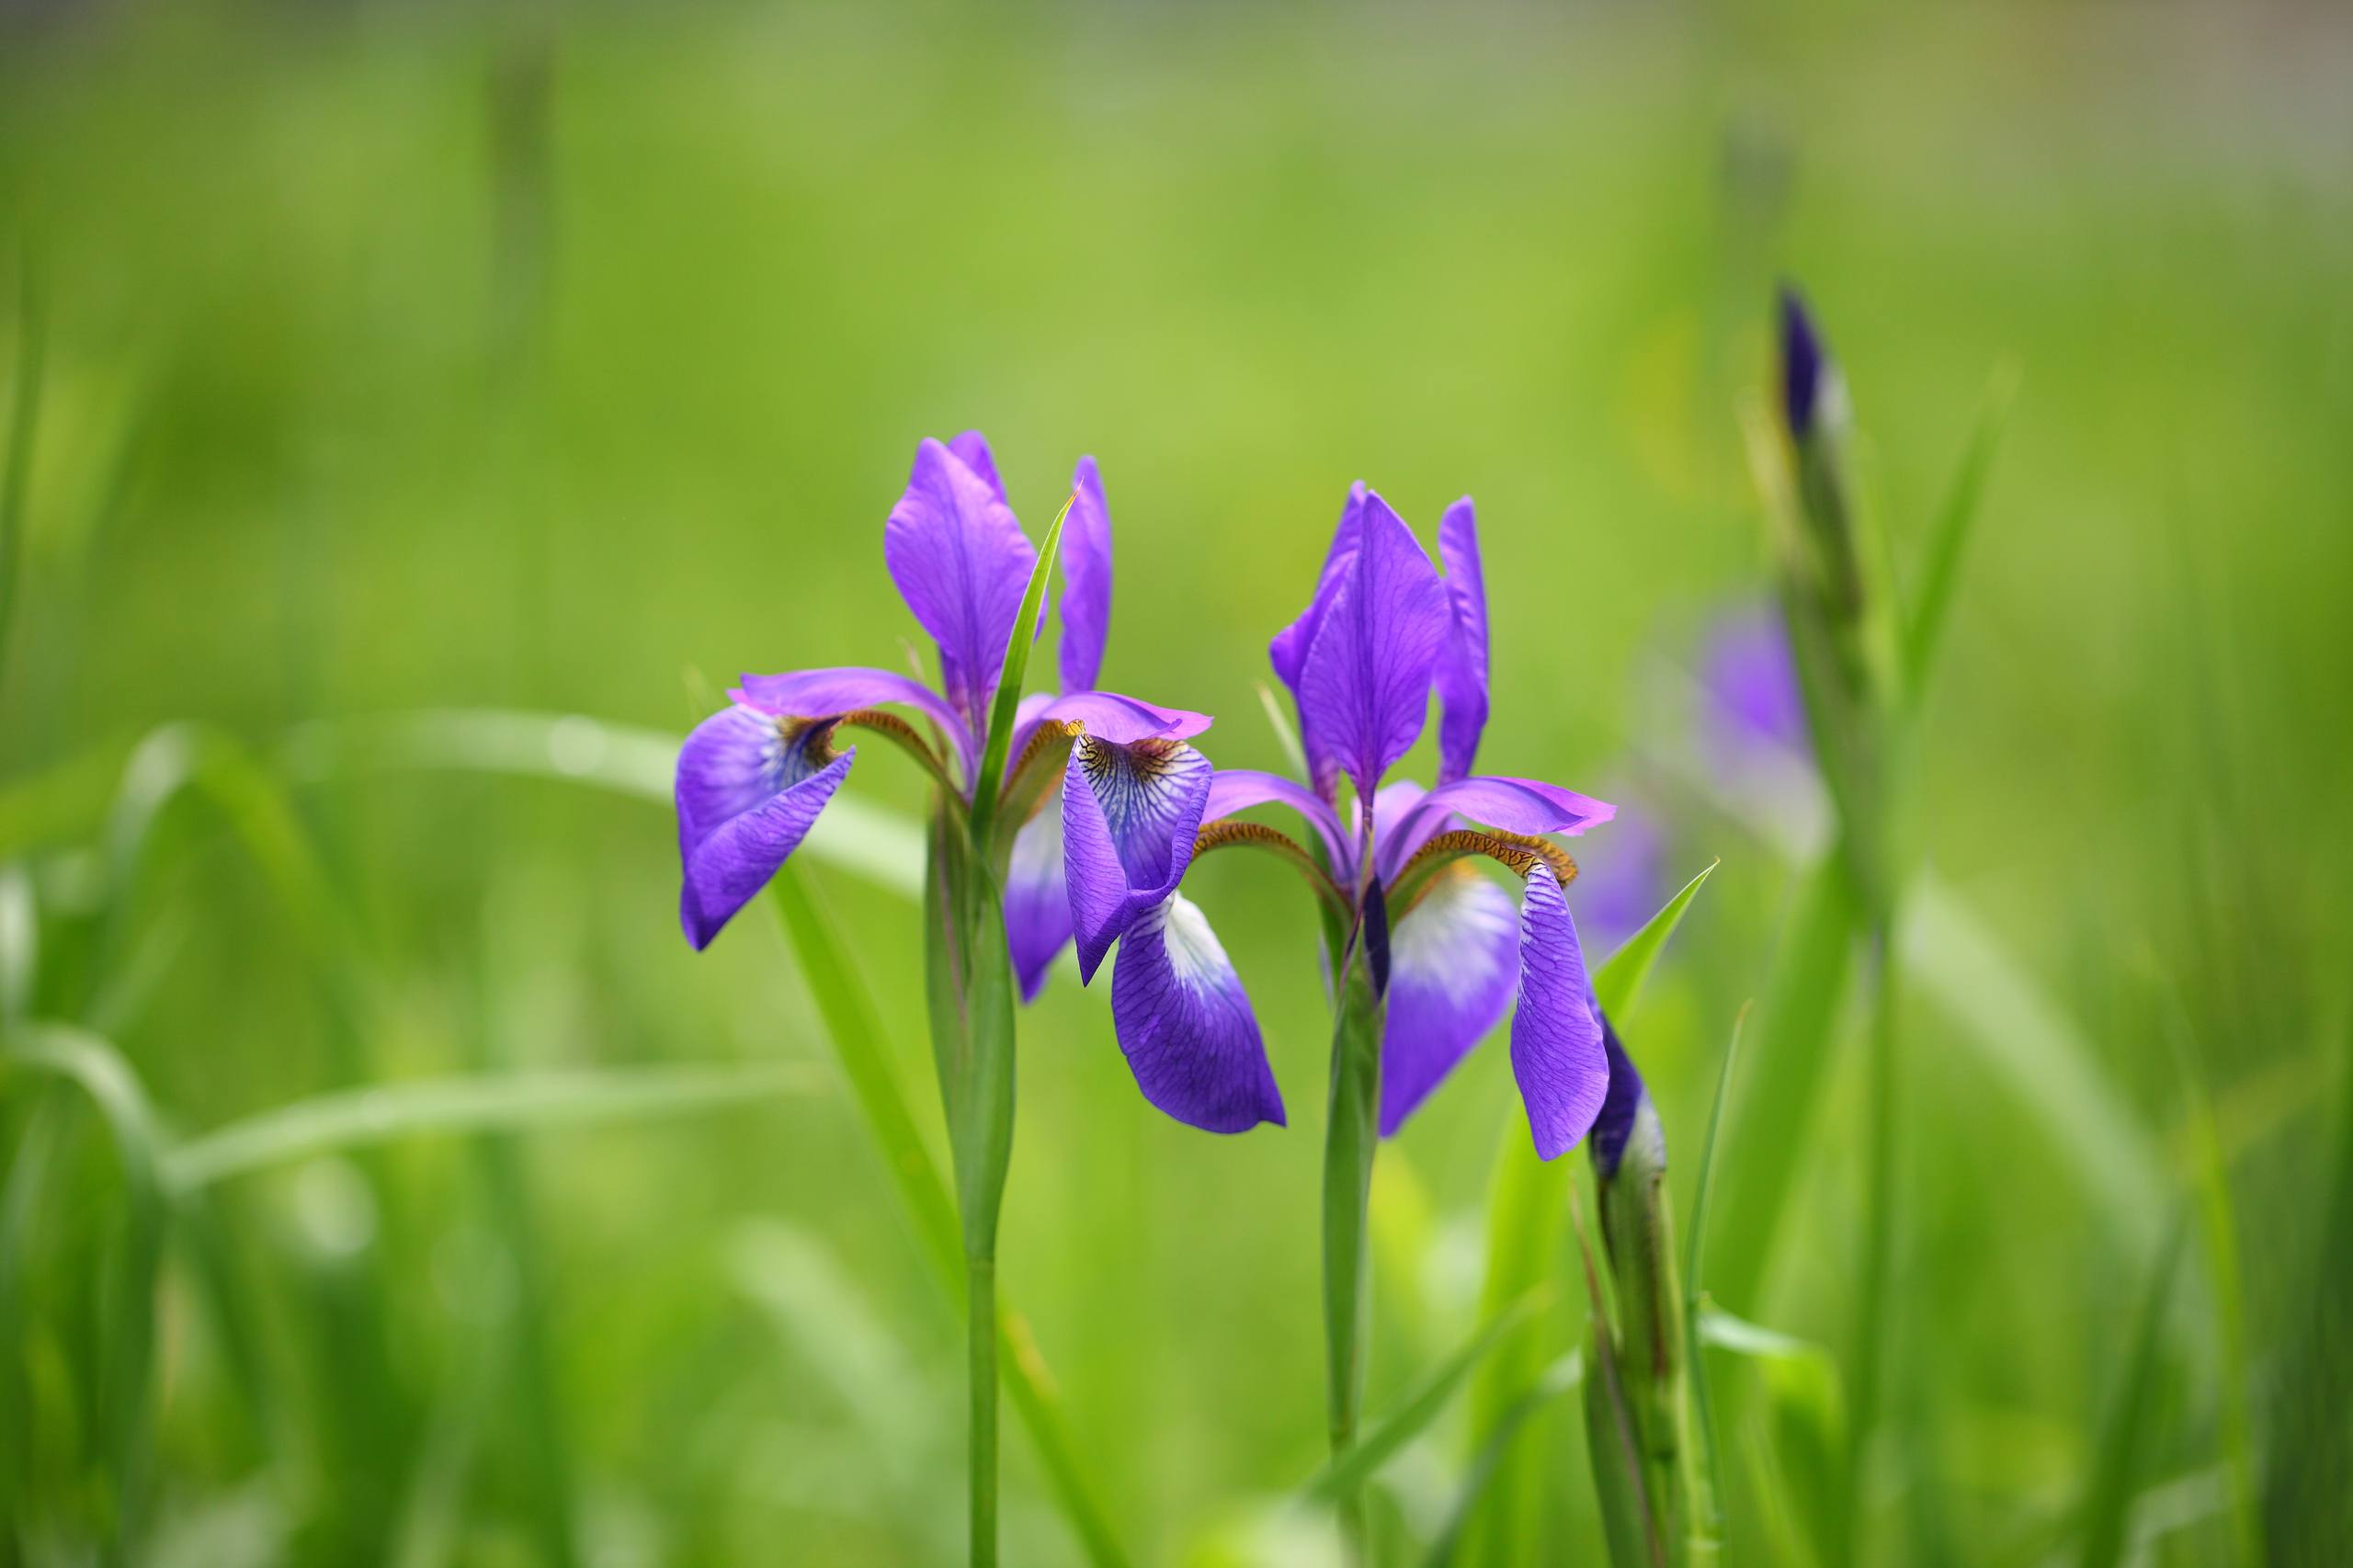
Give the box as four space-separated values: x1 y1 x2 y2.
1589 1015 1716 1564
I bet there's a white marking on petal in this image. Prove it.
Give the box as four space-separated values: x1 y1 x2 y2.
1391 866 1517 1007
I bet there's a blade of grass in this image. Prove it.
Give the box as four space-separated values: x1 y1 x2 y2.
0 249 43 687
1305 1288 1552 1504
1423 1354 1583 1568
2076 1216 2186 1568
1900 365 2016 711
278 710 923 898
1256 680 1312 780
1699 1305 1845 1566
1682 1003 1752 1559
1703 853 1859 1314
164 1062 820 1189
4 1023 167 1568
2150 983 2262 1566
1463 863 1717 1563
0 1089 64 1530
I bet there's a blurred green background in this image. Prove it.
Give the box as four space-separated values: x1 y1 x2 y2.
3 0 2349 1563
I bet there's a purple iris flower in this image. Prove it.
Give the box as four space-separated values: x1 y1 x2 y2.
674 433 1206 949
1055 484 1618 1159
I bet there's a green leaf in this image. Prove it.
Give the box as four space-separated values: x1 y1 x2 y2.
164 1063 822 1189
969 493 1074 851
1423 1355 1582 1568
1699 1305 1845 1565
0 252 44 692
1901 366 2016 711
2076 1217 2185 1568
1680 1006 1750 1561
278 708 924 899
1306 1288 1550 1504
3 1024 168 1567
1592 858 1719 1019
1699 853 1859 1314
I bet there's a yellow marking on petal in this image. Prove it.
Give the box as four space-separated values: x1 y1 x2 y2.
1392 829 1579 919
1193 818 1349 917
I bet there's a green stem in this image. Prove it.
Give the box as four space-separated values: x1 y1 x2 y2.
969 1249 999 1568
1322 960 1382 1562
1840 921 1901 1566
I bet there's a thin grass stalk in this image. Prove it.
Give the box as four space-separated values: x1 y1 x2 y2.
1837 922 1900 1566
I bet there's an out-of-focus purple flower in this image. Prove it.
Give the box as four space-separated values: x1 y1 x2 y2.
1061 486 1617 1158
675 435 1206 950
1700 605 1807 757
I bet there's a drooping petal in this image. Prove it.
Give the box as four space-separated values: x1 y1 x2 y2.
1031 690 1211 746
1589 1014 1659 1181
1296 490 1449 803
1510 861 1609 1160
1062 736 1214 983
1109 892 1285 1133
1268 483 1365 690
948 429 1006 502
883 436 1037 737
1379 863 1519 1136
676 706 854 949
1004 800 1073 1003
1380 774 1615 881
733 665 973 784
1201 767 1347 870
1059 456 1114 695
1434 496 1489 785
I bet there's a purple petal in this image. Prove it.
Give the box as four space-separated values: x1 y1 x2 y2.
1434 497 1489 785
948 429 1006 503
676 706 854 949
1062 736 1214 983
884 436 1037 737
1268 483 1366 690
1059 456 1114 696
1511 862 1608 1160
1004 800 1073 1003
733 665 974 784
1296 490 1449 803
1381 774 1615 881
1589 1015 1652 1179
1109 892 1285 1133
1035 690 1211 746
1379 864 1519 1136
1201 767 1347 869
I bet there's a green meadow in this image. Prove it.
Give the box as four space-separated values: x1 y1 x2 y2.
3 2 2348 1563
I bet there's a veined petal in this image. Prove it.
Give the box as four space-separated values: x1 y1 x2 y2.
1059 456 1114 695
1434 496 1489 785
1382 774 1614 880
1511 861 1608 1160
1379 863 1519 1136
884 435 1037 737
948 429 1006 503
1589 1014 1657 1180
1109 892 1285 1133
1202 767 1347 870
1268 482 1365 689
733 665 972 784
1296 489 1449 802
676 707 854 949
1062 736 1214 983
1005 797 1073 1003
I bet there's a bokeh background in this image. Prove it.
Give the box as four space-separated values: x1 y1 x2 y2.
4 1 2350 1563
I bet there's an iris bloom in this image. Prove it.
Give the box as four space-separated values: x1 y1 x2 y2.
674 433 1203 949
1058 483 1617 1159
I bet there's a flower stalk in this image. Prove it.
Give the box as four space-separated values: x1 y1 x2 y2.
1320 916 1385 1558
